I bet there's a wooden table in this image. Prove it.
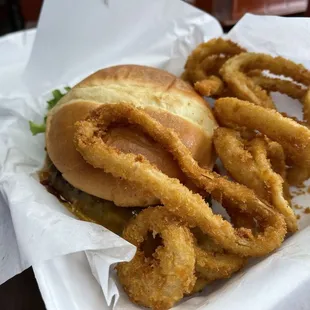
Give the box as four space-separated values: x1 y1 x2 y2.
0 268 45 310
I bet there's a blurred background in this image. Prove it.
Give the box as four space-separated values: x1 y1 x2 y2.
1 0 310 35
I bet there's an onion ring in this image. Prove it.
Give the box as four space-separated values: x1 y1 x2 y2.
221 53 310 110
285 90 310 185
183 38 245 97
193 228 246 282
303 89 310 126
194 76 224 97
195 246 245 281
214 97 310 168
248 70 307 101
261 140 291 206
213 128 267 199
74 102 286 257
246 69 310 185
249 138 296 232
117 206 196 309
214 128 297 232
249 70 310 126
200 55 229 76
266 140 287 179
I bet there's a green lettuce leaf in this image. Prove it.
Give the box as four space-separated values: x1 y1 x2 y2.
29 121 46 135
29 87 71 136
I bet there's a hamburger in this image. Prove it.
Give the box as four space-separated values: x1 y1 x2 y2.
38 65 218 234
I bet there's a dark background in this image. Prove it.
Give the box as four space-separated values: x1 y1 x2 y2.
1 0 310 35
0 269 45 309
0 0 310 309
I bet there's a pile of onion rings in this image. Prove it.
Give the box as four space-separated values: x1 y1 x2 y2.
74 102 287 309
74 103 286 257
214 97 310 187
69 38 310 310
183 38 310 186
220 52 310 111
213 94 310 235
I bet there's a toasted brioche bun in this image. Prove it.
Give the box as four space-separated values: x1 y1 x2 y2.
46 65 218 206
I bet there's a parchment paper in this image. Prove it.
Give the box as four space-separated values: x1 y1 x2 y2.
1 1 310 308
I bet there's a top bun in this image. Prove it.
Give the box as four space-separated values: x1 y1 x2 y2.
46 65 218 206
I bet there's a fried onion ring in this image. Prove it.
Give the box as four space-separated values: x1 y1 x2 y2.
221 53 310 110
257 139 291 206
249 70 310 125
285 90 310 185
303 89 310 126
248 70 307 101
213 128 297 232
214 97 310 168
194 76 224 97
246 69 310 185
195 246 245 281
266 140 287 179
213 128 267 199
249 138 296 232
74 103 286 257
117 206 196 310
193 228 246 282
183 38 245 97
